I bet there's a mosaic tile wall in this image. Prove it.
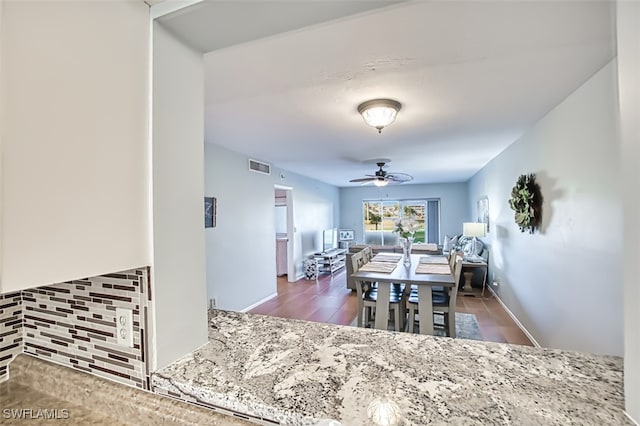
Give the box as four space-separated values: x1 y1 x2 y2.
0 291 23 381
21 267 153 389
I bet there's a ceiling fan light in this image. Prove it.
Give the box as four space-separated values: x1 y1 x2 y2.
357 99 401 133
373 178 389 187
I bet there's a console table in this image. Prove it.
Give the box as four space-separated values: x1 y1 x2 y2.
314 249 347 276
461 258 488 297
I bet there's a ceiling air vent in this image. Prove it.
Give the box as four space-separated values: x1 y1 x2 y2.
248 159 271 175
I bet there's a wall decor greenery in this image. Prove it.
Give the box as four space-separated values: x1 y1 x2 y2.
508 173 543 233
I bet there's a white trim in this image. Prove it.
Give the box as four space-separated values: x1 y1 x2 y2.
285 189 296 281
239 293 277 313
487 287 541 348
625 412 640 426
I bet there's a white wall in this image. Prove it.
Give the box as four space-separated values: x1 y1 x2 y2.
0 0 4 289
152 23 208 370
205 144 339 311
618 0 640 421
468 61 622 356
339 183 469 244
0 1 151 292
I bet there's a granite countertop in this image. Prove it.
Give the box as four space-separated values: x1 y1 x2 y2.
4 354 251 426
152 309 631 425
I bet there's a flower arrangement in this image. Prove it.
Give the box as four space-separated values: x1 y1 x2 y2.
394 217 420 239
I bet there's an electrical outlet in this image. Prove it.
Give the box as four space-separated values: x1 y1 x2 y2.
115 308 133 348
209 298 216 309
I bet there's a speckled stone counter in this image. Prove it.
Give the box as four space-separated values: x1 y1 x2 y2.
3 354 251 425
152 309 631 425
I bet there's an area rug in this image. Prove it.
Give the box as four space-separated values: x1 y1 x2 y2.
349 312 482 341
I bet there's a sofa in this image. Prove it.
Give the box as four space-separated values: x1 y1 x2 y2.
345 243 441 291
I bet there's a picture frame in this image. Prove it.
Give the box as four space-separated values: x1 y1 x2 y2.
205 197 216 228
477 196 490 233
338 229 355 241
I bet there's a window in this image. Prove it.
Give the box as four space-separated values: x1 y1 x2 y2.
363 199 440 245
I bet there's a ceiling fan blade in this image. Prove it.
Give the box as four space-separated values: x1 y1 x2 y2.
349 160 412 185
386 173 414 183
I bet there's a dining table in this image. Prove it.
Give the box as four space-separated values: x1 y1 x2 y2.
350 253 456 335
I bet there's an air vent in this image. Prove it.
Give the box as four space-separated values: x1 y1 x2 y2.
248 159 271 175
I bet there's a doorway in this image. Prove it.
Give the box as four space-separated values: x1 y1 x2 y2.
274 185 295 281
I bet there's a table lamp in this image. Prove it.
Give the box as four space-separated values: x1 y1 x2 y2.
463 222 486 261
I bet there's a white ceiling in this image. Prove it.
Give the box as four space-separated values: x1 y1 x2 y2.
157 0 616 187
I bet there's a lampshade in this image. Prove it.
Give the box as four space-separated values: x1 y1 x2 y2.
463 222 486 238
357 99 401 133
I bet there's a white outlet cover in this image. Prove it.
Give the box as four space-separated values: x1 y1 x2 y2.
115 308 134 348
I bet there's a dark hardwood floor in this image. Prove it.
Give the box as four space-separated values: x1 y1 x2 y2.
249 269 534 346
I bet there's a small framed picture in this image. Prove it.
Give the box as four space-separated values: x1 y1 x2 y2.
477 196 490 233
205 197 216 228
339 229 355 241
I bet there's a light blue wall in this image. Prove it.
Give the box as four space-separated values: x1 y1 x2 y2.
467 60 622 356
205 144 339 311
339 183 469 245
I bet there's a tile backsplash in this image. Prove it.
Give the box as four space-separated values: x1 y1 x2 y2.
0 291 22 380
0 267 153 389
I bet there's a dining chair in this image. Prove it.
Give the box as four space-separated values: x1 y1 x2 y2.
406 256 463 337
352 250 404 330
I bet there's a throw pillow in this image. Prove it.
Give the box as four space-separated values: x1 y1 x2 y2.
442 235 458 252
463 239 484 256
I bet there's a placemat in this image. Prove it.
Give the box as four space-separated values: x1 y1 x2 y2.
371 254 402 263
415 264 451 274
359 262 398 273
412 243 438 251
419 256 448 264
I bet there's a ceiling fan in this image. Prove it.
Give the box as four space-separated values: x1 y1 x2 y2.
349 161 413 187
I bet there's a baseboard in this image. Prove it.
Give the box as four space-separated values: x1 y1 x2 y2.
487 287 541 348
239 292 277 313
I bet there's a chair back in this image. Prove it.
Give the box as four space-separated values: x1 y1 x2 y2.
351 249 367 271
351 250 367 299
448 248 457 270
449 256 464 310
363 246 373 263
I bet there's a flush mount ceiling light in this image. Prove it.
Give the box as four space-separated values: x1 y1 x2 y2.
373 177 389 187
357 99 402 133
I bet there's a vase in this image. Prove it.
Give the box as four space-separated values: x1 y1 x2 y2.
401 236 414 266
